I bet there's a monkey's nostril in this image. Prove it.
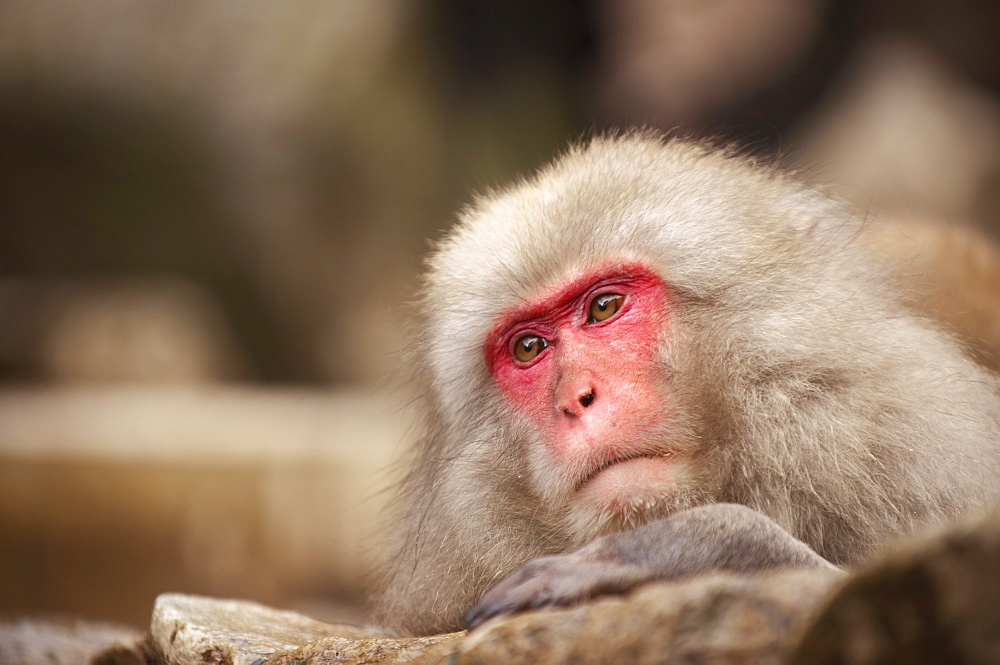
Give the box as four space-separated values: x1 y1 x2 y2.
579 390 595 408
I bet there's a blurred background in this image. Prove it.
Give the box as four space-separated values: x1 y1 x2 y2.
0 0 998 629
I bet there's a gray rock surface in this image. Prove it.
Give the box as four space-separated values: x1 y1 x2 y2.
139 511 1000 664
453 569 843 665
145 569 841 665
149 593 373 665
267 632 464 665
793 510 1000 665
148 593 462 665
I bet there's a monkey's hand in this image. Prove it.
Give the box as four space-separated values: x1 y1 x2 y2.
464 503 840 629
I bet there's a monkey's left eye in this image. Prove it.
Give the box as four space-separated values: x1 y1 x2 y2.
588 293 624 323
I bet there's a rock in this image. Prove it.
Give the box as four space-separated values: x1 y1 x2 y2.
0 617 143 665
453 568 843 665
145 569 843 665
38 278 249 383
792 510 1000 665
597 0 826 127
148 593 463 665
266 633 464 665
144 510 1000 665
793 38 1000 231
149 594 376 665
0 387 409 626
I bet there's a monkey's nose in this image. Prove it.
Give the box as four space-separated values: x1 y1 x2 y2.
557 374 597 417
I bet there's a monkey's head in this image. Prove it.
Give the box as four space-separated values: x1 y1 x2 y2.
417 133 876 544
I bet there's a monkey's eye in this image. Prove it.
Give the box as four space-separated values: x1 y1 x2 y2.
588 293 624 323
513 334 548 363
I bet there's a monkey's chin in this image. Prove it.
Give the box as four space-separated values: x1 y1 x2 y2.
576 455 681 517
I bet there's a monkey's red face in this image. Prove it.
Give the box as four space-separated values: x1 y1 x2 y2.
486 263 684 518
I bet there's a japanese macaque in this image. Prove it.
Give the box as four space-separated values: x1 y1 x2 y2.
371 133 1000 636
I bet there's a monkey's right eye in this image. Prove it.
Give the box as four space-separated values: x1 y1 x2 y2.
513 334 548 363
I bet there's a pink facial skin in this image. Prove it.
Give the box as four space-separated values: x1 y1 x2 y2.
485 263 679 513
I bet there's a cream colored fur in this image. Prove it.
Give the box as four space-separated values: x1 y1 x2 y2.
372 132 1000 635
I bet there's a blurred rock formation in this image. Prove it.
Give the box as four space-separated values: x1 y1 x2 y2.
0 0 439 384
794 39 1000 235
0 277 247 382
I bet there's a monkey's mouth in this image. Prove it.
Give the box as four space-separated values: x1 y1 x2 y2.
574 450 676 493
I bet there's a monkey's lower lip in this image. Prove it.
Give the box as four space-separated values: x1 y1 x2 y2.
576 451 676 492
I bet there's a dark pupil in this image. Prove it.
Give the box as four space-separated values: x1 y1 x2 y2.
522 339 537 353
596 296 613 311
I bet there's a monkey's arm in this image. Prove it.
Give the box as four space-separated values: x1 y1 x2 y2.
464 503 842 629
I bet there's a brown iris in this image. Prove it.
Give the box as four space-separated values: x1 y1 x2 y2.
513 334 548 363
588 293 624 323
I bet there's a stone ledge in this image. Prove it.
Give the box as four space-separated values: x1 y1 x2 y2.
12 510 998 665
146 569 842 665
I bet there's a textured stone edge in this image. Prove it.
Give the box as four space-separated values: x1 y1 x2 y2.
148 593 382 665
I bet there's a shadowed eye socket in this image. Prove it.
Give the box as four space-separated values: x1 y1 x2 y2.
513 334 548 363
588 293 624 323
